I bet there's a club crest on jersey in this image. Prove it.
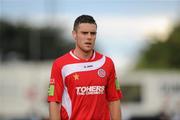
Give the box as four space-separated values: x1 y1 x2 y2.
98 69 106 78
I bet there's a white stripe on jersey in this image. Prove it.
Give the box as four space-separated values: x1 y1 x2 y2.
61 56 106 80
62 87 71 119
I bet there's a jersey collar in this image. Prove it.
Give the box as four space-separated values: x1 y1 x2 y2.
69 50 96 61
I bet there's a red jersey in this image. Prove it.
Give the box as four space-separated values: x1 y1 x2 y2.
48 50 123 120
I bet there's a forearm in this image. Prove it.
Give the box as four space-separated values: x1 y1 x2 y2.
49 102 61 120
109 100 122 120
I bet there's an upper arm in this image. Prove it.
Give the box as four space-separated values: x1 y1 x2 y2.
48 61 64 103
106 58 123 101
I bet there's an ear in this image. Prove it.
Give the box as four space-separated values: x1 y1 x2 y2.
72 30 77 40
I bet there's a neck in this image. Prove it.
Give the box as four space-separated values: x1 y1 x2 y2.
74 48 93 60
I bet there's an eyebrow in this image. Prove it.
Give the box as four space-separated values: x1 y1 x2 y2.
81 31 97 34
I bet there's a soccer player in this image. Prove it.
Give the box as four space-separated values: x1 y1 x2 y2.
48 15 123 120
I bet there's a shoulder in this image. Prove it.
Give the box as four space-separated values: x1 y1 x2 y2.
52 52 71 67
96 51 114 64
106 56 114 64
95 51 115 70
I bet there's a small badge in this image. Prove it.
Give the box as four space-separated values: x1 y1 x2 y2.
98 69 106 78
115 77 121 90
48 84 55 96
73 73 79 80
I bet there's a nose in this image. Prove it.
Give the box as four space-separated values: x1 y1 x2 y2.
87 33 92 39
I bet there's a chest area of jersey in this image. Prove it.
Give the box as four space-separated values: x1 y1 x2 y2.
65 68 108 87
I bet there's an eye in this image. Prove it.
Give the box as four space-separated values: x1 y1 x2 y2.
82 32 88 35
91 32 97 35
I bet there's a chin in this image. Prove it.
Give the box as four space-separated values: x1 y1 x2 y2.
83 48 93 53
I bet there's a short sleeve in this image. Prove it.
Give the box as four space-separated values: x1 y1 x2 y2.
106 59 123 101
47 61 64 103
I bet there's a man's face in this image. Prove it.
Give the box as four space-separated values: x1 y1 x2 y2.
72 23 97 53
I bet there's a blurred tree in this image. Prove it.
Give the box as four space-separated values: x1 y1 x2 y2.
0 19 74 61
136 22 180 69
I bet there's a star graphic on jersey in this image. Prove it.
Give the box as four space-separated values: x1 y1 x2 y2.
73 73 79 80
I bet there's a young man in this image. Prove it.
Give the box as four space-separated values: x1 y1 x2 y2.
48 15 123 120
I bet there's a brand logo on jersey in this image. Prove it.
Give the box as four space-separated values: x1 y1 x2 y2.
76 86 105 95
98 69 106 78
73 73 79 80
84 65 93 68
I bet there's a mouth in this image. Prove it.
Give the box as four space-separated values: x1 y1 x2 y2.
84 42 92 46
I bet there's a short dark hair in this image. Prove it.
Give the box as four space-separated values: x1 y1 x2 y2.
73 15 97 31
